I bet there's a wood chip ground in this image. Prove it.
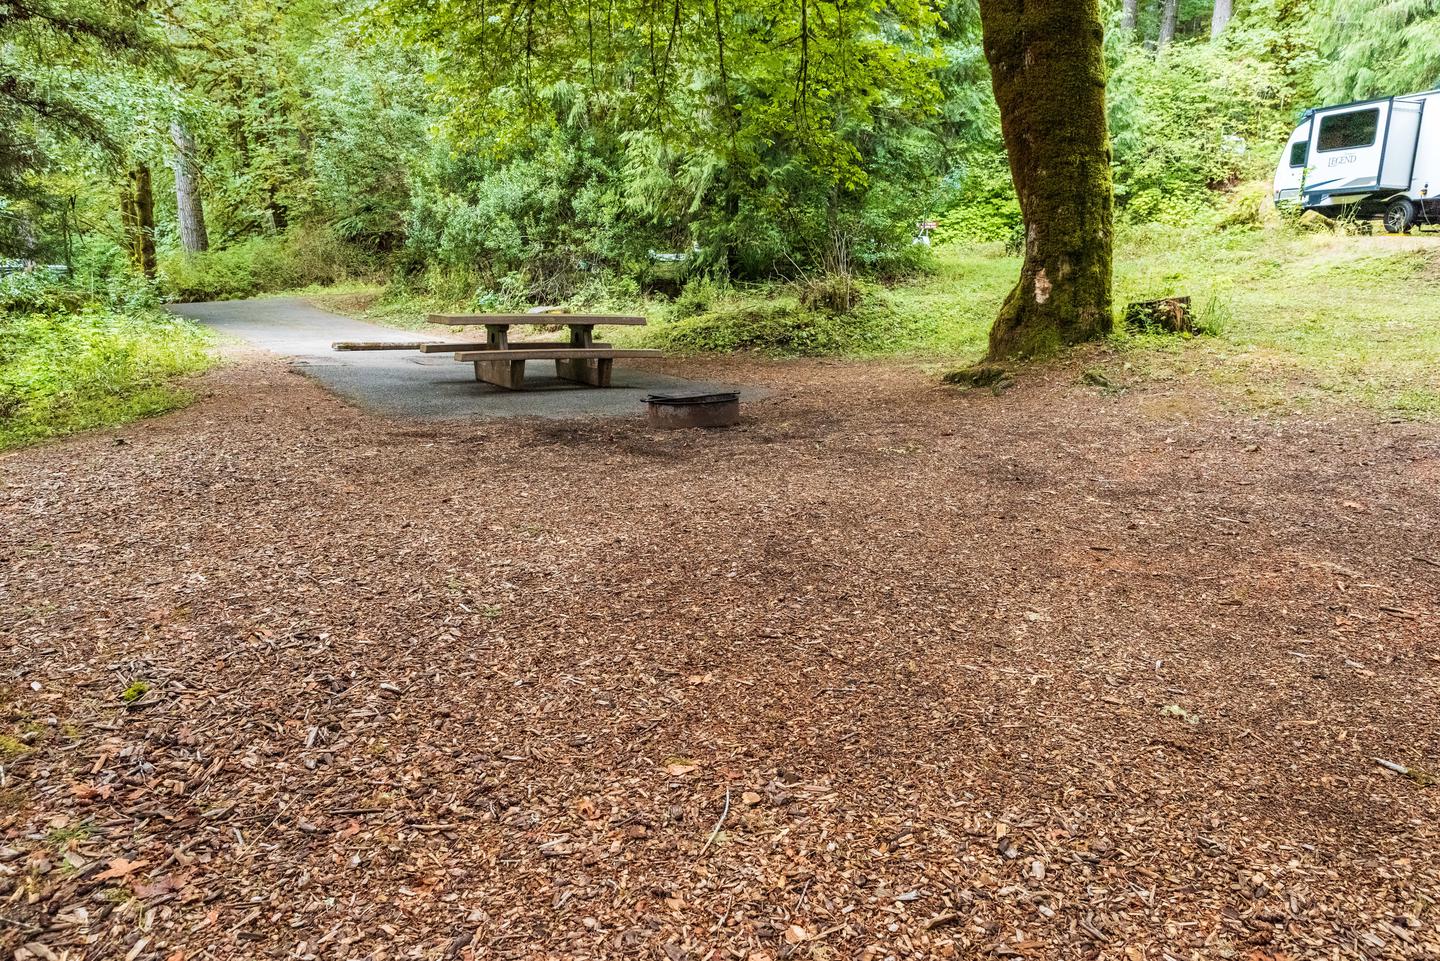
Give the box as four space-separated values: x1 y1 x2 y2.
2 349 1438 960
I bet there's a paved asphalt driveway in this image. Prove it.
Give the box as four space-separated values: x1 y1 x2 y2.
169 298 740 420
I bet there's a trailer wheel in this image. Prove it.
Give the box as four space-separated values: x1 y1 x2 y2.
1383 199 1416 234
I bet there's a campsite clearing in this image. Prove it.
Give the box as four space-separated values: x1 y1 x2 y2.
2 343 1437 959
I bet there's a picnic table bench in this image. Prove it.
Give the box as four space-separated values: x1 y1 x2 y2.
427 312 660 389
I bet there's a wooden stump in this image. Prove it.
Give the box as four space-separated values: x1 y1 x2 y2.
1124 297 1192 333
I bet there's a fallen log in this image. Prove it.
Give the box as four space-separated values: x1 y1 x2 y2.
330 341 445 351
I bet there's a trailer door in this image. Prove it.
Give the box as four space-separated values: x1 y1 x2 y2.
1379 97 1424 190
1307 100 1391 197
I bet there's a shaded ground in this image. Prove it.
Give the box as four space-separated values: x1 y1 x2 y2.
170 299 746 421
2 345 1439 961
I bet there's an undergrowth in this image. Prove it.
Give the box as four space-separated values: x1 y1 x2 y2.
0 272 213 450
159 226 378 302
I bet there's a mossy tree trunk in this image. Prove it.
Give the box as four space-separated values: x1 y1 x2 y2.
978 0 1113 360
120 166 157 278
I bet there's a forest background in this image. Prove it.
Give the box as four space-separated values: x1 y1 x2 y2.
2 0 1439 446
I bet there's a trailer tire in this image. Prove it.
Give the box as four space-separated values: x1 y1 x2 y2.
1383 199 1416 234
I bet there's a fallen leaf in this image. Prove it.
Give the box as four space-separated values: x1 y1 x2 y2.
95 858 149 882
132 872 188 899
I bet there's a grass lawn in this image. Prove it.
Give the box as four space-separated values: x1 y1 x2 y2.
883 228 1440 418
1107 228 1440 417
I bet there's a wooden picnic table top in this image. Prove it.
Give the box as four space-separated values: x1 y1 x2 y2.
428 313 647 327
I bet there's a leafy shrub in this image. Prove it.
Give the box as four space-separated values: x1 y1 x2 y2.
644 287 913 357
795 272 865 314
669 277 727 319
159 244 265 301
645 302 852 356
1216 181 1275 231
158 226 373 302
0 268 161 315
404 136 661 303
0 273 212 448
0 270 73 314
1107 26 1318 226
70 235 133 288
1002 223 1025 257
932 157 1022 246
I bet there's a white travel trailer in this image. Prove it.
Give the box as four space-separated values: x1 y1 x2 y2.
1273 89 1440 232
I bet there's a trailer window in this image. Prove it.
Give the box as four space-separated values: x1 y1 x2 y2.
1317 109 1380 151
1289 141 1309 167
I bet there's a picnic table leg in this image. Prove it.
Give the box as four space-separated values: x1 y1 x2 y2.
473 324 527 389
555 324 610 387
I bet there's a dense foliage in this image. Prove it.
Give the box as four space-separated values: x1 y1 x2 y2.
0 271 211 448
0 0 157 258
1108 2 1320 223
1 0 1435 301
1318 0 1440 100
380 0 957 291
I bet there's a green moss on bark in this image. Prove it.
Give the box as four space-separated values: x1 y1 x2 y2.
978 0 1114 360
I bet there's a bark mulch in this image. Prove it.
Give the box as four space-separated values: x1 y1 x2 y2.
2 351 1438 961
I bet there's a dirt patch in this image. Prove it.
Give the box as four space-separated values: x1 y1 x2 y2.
2 351 1438 960
1420 245 1440 282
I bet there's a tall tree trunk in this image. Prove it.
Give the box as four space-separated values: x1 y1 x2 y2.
1122 0 1139 33
1158 0 1178 47
136 167 157 278
1210 0 1233 38
120 180 138 266
169 121 209 253
977 0 1114 359
121 167 157 278
266 190 288 233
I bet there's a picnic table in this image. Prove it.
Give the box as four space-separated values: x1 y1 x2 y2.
428 313 660 389
334 311 662 390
